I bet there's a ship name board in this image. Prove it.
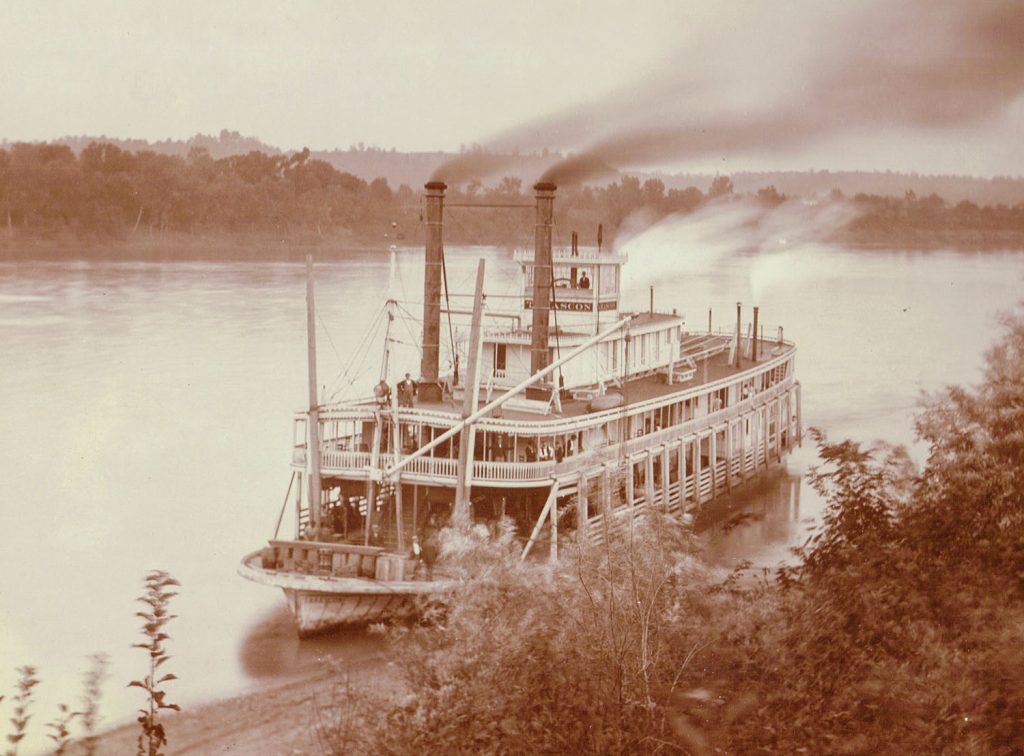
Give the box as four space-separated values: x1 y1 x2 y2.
523 299 617 312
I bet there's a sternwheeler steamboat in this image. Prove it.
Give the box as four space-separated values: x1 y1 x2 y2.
239 181 802 636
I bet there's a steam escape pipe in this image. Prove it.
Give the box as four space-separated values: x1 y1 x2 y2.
420 181 446 402
752 306 760 361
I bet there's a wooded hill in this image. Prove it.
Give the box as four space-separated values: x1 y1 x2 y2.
2 140 1024 253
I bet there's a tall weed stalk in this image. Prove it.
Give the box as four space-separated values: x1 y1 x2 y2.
129 570 181 756
79 653 110 756
4 666 39 756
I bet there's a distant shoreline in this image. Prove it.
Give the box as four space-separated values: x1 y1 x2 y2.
1 229 1023 262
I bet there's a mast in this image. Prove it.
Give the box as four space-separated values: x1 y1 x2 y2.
305 253 322 529
454 259 486 526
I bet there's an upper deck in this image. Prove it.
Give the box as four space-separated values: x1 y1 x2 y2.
306 327 796 437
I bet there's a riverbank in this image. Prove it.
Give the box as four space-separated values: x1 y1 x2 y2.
69 659 401 755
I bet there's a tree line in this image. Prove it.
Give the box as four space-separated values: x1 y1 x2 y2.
2 141 1024 250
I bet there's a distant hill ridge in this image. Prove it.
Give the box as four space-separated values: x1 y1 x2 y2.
8 130 1024 205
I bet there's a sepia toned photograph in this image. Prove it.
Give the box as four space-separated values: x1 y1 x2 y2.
1 1 1022 753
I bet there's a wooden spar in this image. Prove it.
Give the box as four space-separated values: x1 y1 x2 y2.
383 314 635 479
387 302 405 551
305 253 322 528
521 480 559 561
454 260 486 527
273 471 297 539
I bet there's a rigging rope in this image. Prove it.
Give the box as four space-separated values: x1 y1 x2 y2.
327 304 387 401
440 247 458 383
549 277 565 389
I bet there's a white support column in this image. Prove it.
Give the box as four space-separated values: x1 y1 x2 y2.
796 384 803 447
740 412 748 478
784 392 792 451
709 430 718 499
661 446 670 510
678 440 687 504
645 452 655 507
625 459 635 506
295 474 304 537
550 486 558 562
774 398 782 460
693 434 703 504
762 405 770 467
601 465 611 512
726 421 734 491
577 472 589 538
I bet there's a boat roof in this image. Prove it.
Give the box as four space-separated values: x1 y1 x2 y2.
329 333 795 424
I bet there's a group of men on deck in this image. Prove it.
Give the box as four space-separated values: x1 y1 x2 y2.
375 373 419 408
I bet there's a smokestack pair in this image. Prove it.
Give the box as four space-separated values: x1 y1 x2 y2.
420 181 557 398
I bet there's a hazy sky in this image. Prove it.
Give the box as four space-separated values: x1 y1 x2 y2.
2 0 1022 176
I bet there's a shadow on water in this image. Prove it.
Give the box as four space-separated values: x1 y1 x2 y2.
694 466 819 574
238 605 390 679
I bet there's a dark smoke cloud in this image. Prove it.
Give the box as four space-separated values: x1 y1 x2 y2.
433 0 1024 186
542 1 1024 184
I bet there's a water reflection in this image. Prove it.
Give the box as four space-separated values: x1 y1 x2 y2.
695 464 824 574
239 607 389 678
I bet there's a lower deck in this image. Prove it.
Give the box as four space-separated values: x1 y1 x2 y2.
287 376 801 562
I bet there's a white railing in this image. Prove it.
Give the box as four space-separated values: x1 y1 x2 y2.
308 382 796 486
321 450 372 471
472 459 557 482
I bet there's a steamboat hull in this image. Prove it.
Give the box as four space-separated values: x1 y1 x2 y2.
238 551 448 636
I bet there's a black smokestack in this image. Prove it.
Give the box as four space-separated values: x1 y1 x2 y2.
420 181 446 401
529 182 556 383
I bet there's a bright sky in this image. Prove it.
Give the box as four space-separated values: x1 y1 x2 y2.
2 0 1022 176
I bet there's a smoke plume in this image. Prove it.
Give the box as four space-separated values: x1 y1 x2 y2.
431 0 1024 186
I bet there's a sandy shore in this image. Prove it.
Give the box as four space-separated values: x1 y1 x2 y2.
68 659 401 756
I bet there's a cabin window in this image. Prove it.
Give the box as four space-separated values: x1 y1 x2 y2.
494 343 507 372
611 341 618 371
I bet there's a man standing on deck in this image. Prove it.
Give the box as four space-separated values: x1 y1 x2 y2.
398 373 418 407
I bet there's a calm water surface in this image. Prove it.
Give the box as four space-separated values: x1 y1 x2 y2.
1 245 1022 751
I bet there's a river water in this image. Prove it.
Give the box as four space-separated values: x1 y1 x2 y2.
1 244 1022 751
